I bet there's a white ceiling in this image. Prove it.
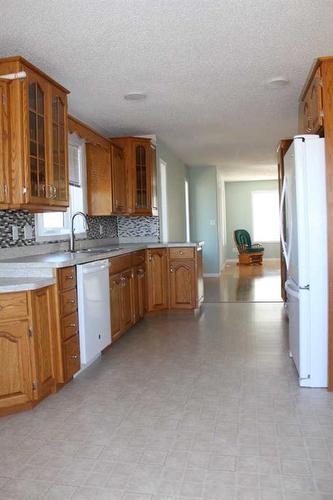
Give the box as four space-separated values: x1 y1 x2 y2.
1 0 333 180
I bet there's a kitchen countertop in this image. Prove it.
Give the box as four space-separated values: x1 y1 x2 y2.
0 277 56 293
0 241 204 272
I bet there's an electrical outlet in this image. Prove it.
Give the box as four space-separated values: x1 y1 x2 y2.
12 225 19 241
24 224 33 240
99 224 104 236
209 219 216 226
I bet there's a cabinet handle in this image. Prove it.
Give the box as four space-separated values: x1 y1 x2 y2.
170 267 174 273
70 354 79 360
67 299 76 304
65 275 74 280
179 251 184 255
69 323 76 328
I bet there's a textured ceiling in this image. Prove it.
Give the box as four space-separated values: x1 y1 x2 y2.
1 0 333 180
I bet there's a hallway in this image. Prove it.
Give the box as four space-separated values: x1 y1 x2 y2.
1 302 333 499
204 259 282 303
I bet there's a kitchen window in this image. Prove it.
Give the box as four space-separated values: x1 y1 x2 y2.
35 134 87 241
251 190 280 242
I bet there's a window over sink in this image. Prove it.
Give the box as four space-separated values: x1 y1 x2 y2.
35 134 87 241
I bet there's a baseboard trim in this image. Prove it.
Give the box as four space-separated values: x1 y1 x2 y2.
203 273 221 278
225 257 280 263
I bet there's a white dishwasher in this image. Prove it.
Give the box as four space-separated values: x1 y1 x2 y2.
77 259 111 368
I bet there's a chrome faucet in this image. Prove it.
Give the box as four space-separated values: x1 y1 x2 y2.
69 211 89 253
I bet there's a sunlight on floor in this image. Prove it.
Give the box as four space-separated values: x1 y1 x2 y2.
204 259 282 303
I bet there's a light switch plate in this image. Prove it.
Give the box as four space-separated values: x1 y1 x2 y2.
12 225 19 241
24 224 33 240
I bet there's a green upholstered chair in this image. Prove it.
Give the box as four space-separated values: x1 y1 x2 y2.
234 229 264 265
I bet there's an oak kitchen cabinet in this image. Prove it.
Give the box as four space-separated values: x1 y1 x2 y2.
146 248 169 311
86 142 112 216
109 255 134 342
109 251 147 342
146 246 204 312
0 286 56 416
0 56 70 211
299 66 324 134
111 136 156 215
111 143 128 214
54 266 80 383
0 79 9 208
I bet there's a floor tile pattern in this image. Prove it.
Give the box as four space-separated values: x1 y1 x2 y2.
1 303 333 499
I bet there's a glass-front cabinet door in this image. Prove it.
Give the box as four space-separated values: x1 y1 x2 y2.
50 87 68 206
133 140 151 214
27 71 49 204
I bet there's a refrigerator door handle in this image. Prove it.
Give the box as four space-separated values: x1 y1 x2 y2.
280 177 289 266
285 279 299 299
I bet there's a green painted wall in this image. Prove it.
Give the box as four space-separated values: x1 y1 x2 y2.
188 166 220 275
156 139 186 242
225 180 280 259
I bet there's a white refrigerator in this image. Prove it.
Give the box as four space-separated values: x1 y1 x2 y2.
280 135 328 387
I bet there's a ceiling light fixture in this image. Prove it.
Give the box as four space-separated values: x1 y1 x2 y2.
266 77 290 88
124 92 147 101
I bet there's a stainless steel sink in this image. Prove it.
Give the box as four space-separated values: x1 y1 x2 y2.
66 247 123 255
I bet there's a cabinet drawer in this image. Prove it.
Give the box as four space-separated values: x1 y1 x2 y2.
62 311 79 341
60 288 77 316
63 334 80 381
58 266 76 291
0 292 28 321
132 250 145 266
109 254 132 274
169 247 194 260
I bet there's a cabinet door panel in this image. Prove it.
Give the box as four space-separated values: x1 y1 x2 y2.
133 141 151 214
110 273 122 341
121 270 133 331
169 260 195 309
87 143 112 215
147 249 168 311
30 288 55 400
26 70 50 205
50 87 68 206
111 144 128 214
63 334 80 381
0 320 32 410
0 79 9 206
137 267 146 319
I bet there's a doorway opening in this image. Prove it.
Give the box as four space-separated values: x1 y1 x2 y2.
205 180 282 303
159 159 168 242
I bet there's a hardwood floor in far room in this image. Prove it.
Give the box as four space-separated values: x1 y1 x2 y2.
204 259 282 303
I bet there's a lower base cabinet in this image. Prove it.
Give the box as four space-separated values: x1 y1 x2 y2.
0 287 56 416
0 319 33 413
55 266 80 384
146 248 169 311
146 246 204 312
109 252 146 343
169 260 196 309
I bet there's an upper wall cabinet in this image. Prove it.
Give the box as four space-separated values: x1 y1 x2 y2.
0 56 70 211
299 67 324 134
111 137 158 216
0 79 9 208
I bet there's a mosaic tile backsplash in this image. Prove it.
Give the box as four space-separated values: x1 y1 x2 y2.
0 210 160 248
117 216 159 238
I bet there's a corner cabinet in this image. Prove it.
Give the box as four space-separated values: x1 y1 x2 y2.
0 56 69 211
111 136 155 215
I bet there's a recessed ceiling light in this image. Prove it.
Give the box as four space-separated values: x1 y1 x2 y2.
124 92 146 101
266 77 290 88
